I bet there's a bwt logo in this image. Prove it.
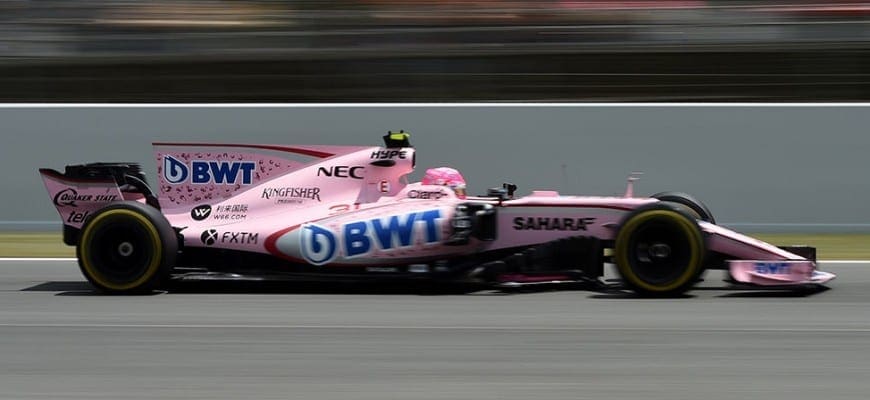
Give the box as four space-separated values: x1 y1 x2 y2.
754 262 792 275
300 209 442 266
163 155 256 185
300 224 338 265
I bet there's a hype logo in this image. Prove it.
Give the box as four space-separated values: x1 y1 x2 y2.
162 155 256 185
300 224 338 266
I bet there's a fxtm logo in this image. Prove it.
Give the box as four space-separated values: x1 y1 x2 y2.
163 155 256 185
53 188 118 207
200 229 259 246
299 209 442 265
190 204 212 221
317 166 364 180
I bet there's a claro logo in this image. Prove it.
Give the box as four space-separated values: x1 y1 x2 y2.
407 189 448 200
163 155 256 185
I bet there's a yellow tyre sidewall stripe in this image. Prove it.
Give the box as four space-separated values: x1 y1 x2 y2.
615 210 703 293
79 209 163 291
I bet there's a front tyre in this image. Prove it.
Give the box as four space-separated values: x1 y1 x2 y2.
614 203 706 297
650 191 715 223
76 201 177 294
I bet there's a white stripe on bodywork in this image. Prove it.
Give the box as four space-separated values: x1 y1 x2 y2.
700 221 805 260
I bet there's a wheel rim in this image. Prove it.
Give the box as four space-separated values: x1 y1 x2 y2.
85 217 156 284
626 219 694 285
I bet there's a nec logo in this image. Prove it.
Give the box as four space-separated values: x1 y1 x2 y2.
317 166 364 180
163 155 256 185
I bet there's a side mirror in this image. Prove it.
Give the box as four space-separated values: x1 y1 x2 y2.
503 183 517 198
486 187 508 200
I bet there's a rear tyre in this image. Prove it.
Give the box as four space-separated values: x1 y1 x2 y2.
614 203 706 297
650 191 715 223
76 201 177 294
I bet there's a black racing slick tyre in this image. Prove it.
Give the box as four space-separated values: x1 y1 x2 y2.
614 203 706 297
650 192 715 224
76 201 177 294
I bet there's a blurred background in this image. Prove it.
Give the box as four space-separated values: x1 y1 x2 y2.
2 0 870 101
5 105 870 229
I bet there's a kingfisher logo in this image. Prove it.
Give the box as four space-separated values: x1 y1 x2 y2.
299 209 442 266
163 155 256 185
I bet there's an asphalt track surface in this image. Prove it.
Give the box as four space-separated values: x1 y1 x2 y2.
2 260 869 400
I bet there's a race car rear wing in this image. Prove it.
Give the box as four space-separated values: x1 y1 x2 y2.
38 163 157 245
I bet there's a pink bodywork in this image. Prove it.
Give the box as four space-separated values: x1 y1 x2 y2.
40 142 834 287
730 260 836 286
39 169 125 229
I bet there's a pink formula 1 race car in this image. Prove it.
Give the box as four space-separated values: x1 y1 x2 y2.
39 132 835 296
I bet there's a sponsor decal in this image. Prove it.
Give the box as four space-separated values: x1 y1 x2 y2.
201 229 218 245
163 155 255 185
66 210 90 224
261 187 322 204
190 204 212 221
512 217 596 231
754 262 791 275
407 189 448 200
212 204 249 221
370 150 408 160
299 209 442 265
191 204 248 221
200 229 259 246
378 181 390 193
300 224 338 265
317 166 364 180
53 188 118 207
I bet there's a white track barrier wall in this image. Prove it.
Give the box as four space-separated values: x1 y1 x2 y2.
2 105 867 232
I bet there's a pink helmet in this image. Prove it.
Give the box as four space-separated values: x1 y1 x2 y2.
422 167 467 199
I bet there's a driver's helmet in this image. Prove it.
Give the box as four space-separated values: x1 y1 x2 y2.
422 167 467 199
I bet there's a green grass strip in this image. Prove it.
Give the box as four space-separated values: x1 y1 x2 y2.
0 233 74 257
753 233 870 260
